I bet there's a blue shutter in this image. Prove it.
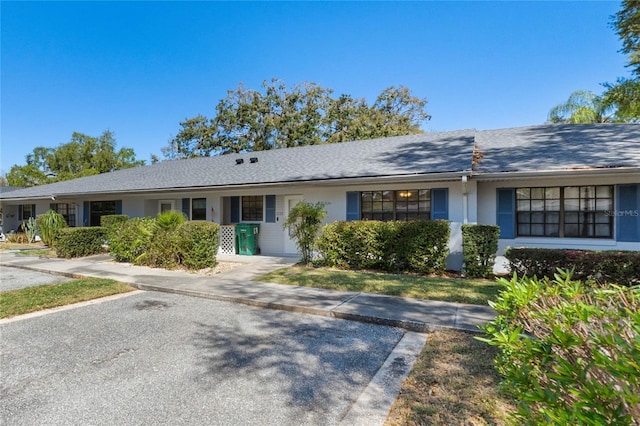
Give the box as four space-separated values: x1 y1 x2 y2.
181 198 190 219
50 203 56 211
617 184 640 242
431 188 449 220
346 192 360 221
115 200 122 215
230 196 240 223
18 205 23 221
83 201 90 226
265 195 276 223
496 188 516 239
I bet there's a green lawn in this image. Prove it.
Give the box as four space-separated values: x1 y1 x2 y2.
0 278 135 318
258 266 500 305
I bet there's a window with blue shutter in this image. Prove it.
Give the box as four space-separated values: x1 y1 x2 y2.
115 200 122 215
346 192 360 221
431 188 449 220
496 188 516 239
83 201 90 226
265 195 276 223
230 196 240 223
181 198 190 219
617 184 640 242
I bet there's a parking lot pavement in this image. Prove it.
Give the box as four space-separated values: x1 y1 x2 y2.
1 291 408 425
0 265 71 292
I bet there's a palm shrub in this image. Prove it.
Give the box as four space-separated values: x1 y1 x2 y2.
155 210 187 232
480 270 640 425
36 210 67 246
282 201 327 264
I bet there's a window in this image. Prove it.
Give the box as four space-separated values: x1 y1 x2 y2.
361 190 431 221
192 198 207 220
90 201 116 226
19 204 35 221
516 186 613 238
242 196 263 221
52 203 76 227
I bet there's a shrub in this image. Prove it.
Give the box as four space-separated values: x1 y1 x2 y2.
390 220 450 274
316 220 450 274
155 210 187 232
55 227 107 258
480 271 640 425
137 229 181 269
282 201 327 264
37 210 67 246
100 214 129 229
108 217 155 262
462 224 500 278
25 217 38 243
177 221 220 269
505 248 640 286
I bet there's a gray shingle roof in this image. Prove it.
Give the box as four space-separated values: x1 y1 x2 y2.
0 130 475 199
474 124 640 174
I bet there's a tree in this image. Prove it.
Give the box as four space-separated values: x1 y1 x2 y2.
162 79 430 159
602 1 640 122
548 2 640 123
611 0 640 77
548 91 615 123
282 201 327 265
7 131 144 187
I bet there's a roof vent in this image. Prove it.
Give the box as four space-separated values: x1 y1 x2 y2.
235 158 244 165
249 157 258 164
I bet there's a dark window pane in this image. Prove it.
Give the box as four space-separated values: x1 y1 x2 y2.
192 198 207 220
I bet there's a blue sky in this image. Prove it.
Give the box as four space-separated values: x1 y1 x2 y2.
1 1 629 175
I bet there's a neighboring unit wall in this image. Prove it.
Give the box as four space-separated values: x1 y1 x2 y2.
477 175 640 254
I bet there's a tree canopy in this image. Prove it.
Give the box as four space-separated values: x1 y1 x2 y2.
548 1 640 123
162 79 430 159
6 131 144 187
548 91 615 124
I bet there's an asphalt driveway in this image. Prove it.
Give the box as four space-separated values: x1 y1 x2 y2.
0 265 71 291
1 291 407 425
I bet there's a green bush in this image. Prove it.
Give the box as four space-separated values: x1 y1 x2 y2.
36 210 67 246
480 271 640 425
55 227 107 258
100 214 129 229
462 224 500 278
505 248 640 286
177 221 220 270
316 220 450 274
25 217 38 243
282 201 327 264
155 210 187 232
108 217 155 262
137 229 181 269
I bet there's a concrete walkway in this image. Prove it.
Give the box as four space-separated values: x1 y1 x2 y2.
0 252 496 333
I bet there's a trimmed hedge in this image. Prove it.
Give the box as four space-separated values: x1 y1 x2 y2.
177 221 220 269
462 224 500 278
55 227 107 258
481 271 640 425
505 247 640 286
316 220 450 274
100 214 129 229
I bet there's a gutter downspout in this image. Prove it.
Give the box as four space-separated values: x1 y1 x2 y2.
461 175 469 224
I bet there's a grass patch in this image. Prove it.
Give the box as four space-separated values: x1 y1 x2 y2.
15 249 57 257
385 329 515 425
0 278 135 318
258 266 500 305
